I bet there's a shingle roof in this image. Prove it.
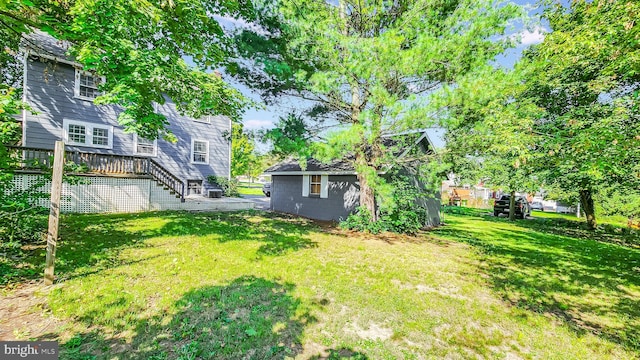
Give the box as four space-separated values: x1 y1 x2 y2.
264 157 355 173
22 30 74 61
265 129 442 174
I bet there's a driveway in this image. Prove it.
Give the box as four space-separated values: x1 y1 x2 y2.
241 194 270 211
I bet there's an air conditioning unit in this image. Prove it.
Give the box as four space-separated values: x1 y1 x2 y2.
208 189 223 198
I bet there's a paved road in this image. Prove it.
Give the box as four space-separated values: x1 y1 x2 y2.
241 194 270 211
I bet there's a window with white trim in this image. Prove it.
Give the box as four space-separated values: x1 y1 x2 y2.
194 116 211 124
310 175 321 196
74 69 101 100
62 119 113 149
187 180 203 195
134 135 157 156
191 139 209 164
302 174 329 199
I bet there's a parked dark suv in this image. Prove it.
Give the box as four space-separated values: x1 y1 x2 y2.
262 182 271 197
493 195 530 219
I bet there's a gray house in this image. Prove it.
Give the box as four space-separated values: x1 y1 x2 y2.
265 131 442 225
20 31 230 199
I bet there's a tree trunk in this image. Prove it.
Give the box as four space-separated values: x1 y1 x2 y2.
357 172 378 222
508 190 516 221
579 189 597 229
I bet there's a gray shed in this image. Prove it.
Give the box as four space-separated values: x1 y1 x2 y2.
264 131 442 224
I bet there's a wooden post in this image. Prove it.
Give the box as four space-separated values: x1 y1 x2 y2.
44 141 65 285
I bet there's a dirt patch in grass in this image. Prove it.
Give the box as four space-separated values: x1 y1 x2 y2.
0 282 67 341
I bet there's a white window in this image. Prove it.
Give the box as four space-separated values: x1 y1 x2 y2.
191 139 209 164
310 175 321 196
74 69 102 100
134 135 157 156
62 119 113 149
302 174 329 198
194 116 211 124
187 180 203 195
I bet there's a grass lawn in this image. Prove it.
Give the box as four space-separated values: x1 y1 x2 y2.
1 209 639 359
238 182 264 196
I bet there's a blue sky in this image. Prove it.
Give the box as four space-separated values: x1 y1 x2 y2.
219 1 549 148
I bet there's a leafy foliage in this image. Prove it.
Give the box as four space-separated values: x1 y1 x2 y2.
434 65 542 220
0 87 48 245
518 0 640 228
232 0 523 225
230 123 257 178
261 113 313 160
1 0 253 140
207 175 239 197
0 178 49 244
341 173 434 234
436 0 640 228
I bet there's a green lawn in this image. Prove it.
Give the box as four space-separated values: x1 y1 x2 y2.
237 182 264 196
2 209 639 359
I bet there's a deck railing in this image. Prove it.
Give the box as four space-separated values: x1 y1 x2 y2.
5 146 185 201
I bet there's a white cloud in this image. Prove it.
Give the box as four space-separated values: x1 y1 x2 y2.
515 27 547 46
244 119 274 130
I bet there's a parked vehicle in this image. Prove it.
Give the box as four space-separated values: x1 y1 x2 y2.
529 201 544 211
262 182 271 197
494 195 530 219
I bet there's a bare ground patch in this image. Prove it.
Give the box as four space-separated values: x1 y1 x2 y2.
0 282 67 341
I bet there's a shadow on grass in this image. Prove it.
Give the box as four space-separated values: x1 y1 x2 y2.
59 276 319 359
434 214 640 351
1 211 318 286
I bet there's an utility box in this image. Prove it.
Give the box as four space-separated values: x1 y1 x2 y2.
208 189 223 198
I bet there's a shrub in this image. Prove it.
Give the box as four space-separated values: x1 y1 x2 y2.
0 173 49 245
341 174 430 234
207 176 240 197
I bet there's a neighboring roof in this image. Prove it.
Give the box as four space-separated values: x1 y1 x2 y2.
265 128 444 175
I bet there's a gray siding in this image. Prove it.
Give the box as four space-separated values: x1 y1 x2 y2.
271 175 360 221
271 174 441 225
23 59 230 188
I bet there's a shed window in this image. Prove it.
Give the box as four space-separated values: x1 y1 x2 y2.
302 174 328 199
310 175 321 196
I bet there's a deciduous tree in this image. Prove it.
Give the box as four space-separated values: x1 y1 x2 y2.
231 123 257 178
521 0 640 229
435 66 541 221
0 0 253 140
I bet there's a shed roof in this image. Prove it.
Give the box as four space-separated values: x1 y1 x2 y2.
265 157 355 174
265 128 443 175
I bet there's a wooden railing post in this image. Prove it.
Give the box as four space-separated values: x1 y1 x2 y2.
44 141 64 285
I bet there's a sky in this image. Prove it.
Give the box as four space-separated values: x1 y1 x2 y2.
218 1 550 150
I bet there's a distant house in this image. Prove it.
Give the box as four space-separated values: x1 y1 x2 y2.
11 31 245 213
264 131 442 225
